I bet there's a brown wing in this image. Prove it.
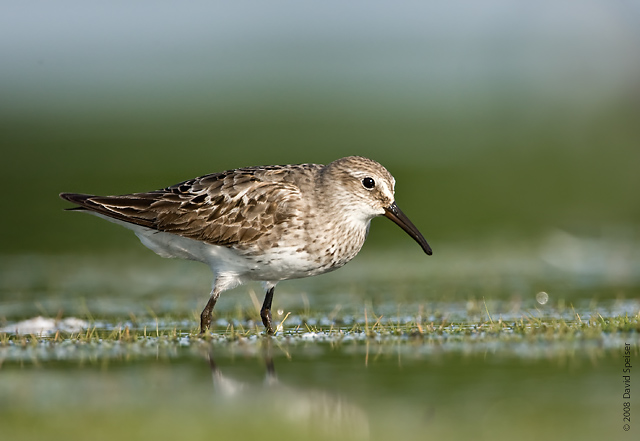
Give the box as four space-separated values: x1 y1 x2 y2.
60 166 313 247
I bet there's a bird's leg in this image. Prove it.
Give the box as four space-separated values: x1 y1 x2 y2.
200 287 221 334
260 286 275 335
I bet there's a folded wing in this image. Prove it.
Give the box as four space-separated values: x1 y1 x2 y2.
60 168 304 248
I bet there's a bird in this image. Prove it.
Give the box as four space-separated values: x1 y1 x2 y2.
59 156 432 334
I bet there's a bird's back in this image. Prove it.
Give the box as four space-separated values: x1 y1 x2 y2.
60 163 322 248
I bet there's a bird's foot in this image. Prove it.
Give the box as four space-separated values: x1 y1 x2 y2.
260 309 274 335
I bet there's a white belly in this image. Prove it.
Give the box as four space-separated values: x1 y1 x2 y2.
90 212 340 283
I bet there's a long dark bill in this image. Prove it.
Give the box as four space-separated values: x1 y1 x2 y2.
383 202 432 255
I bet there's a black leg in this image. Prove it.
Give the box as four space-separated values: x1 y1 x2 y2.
260 286 275 335
200 289 220 334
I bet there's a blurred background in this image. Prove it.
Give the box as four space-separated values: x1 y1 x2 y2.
1 4 639 440
1 0 639 255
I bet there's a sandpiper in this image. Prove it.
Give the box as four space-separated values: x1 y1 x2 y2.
60 156 432 334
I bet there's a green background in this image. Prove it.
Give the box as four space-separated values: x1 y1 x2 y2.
1 3 638 441
2 2 639 255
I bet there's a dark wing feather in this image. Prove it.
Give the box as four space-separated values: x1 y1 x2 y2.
60 166 312 247
59 192 158 228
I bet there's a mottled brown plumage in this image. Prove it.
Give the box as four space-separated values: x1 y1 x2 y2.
60 156 431 334
62 163 318 248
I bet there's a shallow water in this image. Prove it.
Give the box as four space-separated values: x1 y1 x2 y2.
0 339 630 441
1 244 638 440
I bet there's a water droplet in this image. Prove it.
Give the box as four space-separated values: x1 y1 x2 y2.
277 309 284 316
536 291 549 305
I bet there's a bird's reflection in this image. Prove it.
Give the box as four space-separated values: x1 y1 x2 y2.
206 340 369 440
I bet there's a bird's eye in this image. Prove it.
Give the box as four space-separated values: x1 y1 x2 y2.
362 177 375 189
